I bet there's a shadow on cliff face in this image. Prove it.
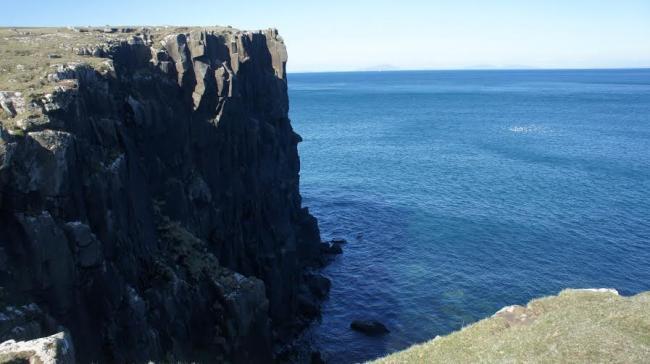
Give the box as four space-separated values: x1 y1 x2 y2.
0 27 325 363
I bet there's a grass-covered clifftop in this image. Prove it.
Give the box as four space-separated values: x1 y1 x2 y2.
0 26 237 94
373 289 650 363
0 26 241 132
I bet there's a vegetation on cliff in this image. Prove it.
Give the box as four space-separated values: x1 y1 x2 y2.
373 289 650 363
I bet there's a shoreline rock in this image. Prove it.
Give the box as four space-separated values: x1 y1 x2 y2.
320 239 346 256
350 320 390 336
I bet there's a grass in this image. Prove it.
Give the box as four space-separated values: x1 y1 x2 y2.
372 289 650 363
0 26 241 126
0 26 242 94
0 28 108 98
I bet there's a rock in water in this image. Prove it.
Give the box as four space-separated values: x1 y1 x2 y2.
350 320 390 335
320 242 343 255
0 26 325 363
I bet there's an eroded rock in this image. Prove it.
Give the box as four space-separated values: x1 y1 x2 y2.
63 222 104 268
0 92 25 118
0 26 324 363
0 331 75 364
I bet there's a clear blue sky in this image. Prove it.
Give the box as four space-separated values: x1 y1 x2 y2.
2 0 649 72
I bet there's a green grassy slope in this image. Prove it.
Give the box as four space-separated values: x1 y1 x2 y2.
373 289 650 363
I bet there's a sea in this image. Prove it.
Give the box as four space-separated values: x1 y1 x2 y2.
288 69 650 363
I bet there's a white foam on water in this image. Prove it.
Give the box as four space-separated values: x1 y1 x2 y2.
508 124 548 134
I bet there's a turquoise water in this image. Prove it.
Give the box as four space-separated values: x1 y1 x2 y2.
289 69 650 363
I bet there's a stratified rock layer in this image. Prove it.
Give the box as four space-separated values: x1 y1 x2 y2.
0 27 323 363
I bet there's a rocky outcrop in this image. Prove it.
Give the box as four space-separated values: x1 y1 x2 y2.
0 26 325 363
0 331 75 364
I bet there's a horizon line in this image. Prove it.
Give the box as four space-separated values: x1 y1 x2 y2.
288 66 650 74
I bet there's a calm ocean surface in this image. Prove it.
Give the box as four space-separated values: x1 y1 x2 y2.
288 69 650 363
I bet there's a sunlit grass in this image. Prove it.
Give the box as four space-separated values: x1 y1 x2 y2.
373 289 650 363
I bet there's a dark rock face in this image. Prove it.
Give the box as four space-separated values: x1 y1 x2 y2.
305 273 332 299
0 27 324 363
320 241 343 255
350 320 390 336
0 304 59 343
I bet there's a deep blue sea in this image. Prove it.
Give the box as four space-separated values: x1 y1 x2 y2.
288 69 650 363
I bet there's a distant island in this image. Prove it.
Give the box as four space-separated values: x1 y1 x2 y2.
356 64 402 72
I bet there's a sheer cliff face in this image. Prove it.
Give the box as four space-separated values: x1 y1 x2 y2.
0 27 321 362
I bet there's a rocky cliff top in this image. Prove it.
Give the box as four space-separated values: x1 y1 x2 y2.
0 26 287 133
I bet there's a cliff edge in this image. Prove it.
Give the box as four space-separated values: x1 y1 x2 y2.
0 26 325 363
373 289 650 363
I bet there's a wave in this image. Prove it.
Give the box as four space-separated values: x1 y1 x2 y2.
508 124 549 134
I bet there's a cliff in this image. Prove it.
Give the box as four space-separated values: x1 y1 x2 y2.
0 26 326 363
373 289 650 363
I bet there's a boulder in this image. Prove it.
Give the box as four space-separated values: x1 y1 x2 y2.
305 273 331 299
320 242 343 255
0 331 75 364
350 320 390 336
